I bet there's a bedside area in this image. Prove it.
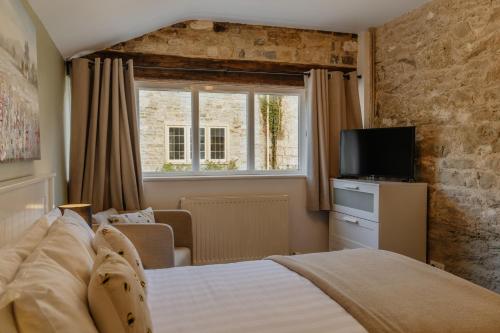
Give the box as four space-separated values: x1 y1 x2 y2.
329 178 428 262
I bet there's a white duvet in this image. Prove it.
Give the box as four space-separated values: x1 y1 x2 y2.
146 260 367 333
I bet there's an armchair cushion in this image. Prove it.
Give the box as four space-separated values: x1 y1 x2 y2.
174 247 191 267
109 207 155 224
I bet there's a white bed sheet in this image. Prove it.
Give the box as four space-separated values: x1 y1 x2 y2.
146 260 367 333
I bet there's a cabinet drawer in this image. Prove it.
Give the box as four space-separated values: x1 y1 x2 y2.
331 236 372 251
331 179 379 222
329 212 379 249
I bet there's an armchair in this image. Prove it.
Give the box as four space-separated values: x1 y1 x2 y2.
92 209 193 268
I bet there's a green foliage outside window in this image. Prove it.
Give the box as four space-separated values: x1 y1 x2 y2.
161 159 238 172
259 95 284 169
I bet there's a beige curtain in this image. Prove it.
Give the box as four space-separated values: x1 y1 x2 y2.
306 70 362 211
69 58 144 212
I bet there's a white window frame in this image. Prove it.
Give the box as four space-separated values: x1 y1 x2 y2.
137 81 306 178
207 126 227 163
165 125 188 164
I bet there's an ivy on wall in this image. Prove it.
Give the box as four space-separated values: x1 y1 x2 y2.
259 95 284 169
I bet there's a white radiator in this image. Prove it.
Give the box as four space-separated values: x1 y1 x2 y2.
180 195 289 265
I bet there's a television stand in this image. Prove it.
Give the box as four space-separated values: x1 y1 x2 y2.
329 178 427 262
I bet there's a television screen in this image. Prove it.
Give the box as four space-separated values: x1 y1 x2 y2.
340 127 416 180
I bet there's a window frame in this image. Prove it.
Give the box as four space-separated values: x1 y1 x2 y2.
207 126 227 162
165 126 187 163
137 81 306 178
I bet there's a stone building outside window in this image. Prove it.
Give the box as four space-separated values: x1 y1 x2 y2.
137 82 304 176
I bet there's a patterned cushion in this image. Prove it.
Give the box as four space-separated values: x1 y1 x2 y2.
89 248 152 333
108 207 155 224
92 224 147 294
92 208 119 225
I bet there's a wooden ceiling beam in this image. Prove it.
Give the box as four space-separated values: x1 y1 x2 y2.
81 50 357 86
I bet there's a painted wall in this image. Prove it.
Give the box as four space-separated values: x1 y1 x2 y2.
144 177 328 254
0 0 66 204
375 0 500 290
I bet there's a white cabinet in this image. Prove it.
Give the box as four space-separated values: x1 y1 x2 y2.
329 178 427 262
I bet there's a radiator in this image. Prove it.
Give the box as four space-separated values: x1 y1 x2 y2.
180 195 289 265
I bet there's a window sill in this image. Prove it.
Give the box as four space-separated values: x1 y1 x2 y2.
143 173 307 182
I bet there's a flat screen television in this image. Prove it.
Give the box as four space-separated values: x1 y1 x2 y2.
340 126 416 181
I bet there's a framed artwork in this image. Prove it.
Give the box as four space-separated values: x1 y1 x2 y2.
0 0 39 162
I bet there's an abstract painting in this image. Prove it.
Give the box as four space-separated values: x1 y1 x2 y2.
0 0 39 162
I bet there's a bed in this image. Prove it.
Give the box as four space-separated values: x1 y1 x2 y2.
1 175 500 333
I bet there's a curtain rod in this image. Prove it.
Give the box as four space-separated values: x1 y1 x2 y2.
69 60 362 79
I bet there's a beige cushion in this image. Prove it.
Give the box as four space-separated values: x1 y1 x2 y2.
0 211 59 333
1 251 98 333
61 209 96 257
28 218 95 284
109 207 155 224
89 248 152 333
0 209 61 289
92 208 119 225
174 247 191 267
93 224 147 293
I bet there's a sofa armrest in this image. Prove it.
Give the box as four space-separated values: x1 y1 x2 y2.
103 223 175 269
154 210 192 251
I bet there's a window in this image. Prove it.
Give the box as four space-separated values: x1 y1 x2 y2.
210 128 226 160
168 127 185 160
138 83 304 176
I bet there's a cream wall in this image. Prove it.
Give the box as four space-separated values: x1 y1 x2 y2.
0 0 66 204
144 177 329 253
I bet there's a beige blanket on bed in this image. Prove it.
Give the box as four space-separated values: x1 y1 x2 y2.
267 249 500 333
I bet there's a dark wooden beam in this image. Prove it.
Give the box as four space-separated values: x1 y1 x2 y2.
81 50 357 86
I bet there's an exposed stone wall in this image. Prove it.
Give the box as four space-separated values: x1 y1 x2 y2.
108 20 358 67
375 0 500 290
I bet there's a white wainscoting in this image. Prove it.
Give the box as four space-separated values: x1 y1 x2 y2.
0 174 55 247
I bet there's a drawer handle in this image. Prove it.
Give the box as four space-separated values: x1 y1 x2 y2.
342 217 359 224
343 185 360 190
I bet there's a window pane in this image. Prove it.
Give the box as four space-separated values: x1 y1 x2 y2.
169 127 185 160
210 128 226 160
190 128 205 160
139 89 192 172
200 128 206 160
199 92 247 171
255 94 299 170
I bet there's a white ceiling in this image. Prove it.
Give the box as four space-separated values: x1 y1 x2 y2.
28 0 430 59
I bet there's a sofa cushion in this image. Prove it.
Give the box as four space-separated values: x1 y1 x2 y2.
1 251 98 333
108 207 155 224
93 224 147 293
89 248 152 333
